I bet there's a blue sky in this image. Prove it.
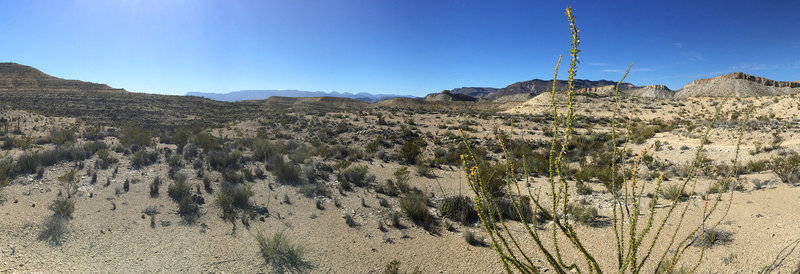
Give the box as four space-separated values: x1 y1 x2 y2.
1 0 798 96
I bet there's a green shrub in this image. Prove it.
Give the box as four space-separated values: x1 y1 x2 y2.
659 184 688 201
216 190 236 221
337 165 376 190
567 203 598 225
771 154 800 185
438 196 477 225
253 139 280 161
207 149 242 171
49 127 76 145
119 127 153 151
192 132 220 152
167 174 192 203
272 157 302 185
95 149 117 169
49 198 75 218
399 192 436 233
398 137 425 165
130 150 158 169
255 231 311 273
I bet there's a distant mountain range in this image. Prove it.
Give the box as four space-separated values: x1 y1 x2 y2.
185 90 415 103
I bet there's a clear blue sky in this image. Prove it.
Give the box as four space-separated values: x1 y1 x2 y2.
1 0 798 96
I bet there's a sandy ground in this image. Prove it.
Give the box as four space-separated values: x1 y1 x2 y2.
1 93 800 273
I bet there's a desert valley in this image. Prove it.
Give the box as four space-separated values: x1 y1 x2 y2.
0 60 798 273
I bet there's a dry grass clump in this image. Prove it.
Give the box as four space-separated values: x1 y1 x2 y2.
254 230 311 272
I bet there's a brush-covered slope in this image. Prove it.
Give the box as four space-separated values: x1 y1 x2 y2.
0 63 125 93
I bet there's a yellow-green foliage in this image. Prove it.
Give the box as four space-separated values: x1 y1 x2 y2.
459 6 749 273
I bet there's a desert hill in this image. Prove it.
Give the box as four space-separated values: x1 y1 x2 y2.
424 90 478 102
447 78 636 100
0 63 125 93
674 72 800 97
625 85 675 98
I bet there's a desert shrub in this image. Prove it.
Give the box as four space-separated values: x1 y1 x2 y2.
220 183 253 210
566 203 598 225
398 137 425 165
192 132 220 152
207 149 242 171
629 125 659 144
216 190 236 221
36 146 91 167
289 146 312 163
176 196 200 224
15 153 38 174
95 149 117 169
659 184 688 201
168 155 183 168
39 215 69 246
337 165 376 190
150 176 162 198
119 127 153 151
221 169 244 184
399 192 436 233
167 174 192 203
301 160 332 184
272 157 302 185
57 168 79 198
255 230 311 273
49 127 76 145
576 180 592 195
741 159 769 174
49 198 75 218
438 195 478 225
130 150 159 169
375 179 400 197
298 183 331 198
253 139 280 161
82 141 107 154
770 154 800 185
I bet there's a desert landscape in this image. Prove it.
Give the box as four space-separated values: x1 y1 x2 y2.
1 2 800 274
0 57 798 273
